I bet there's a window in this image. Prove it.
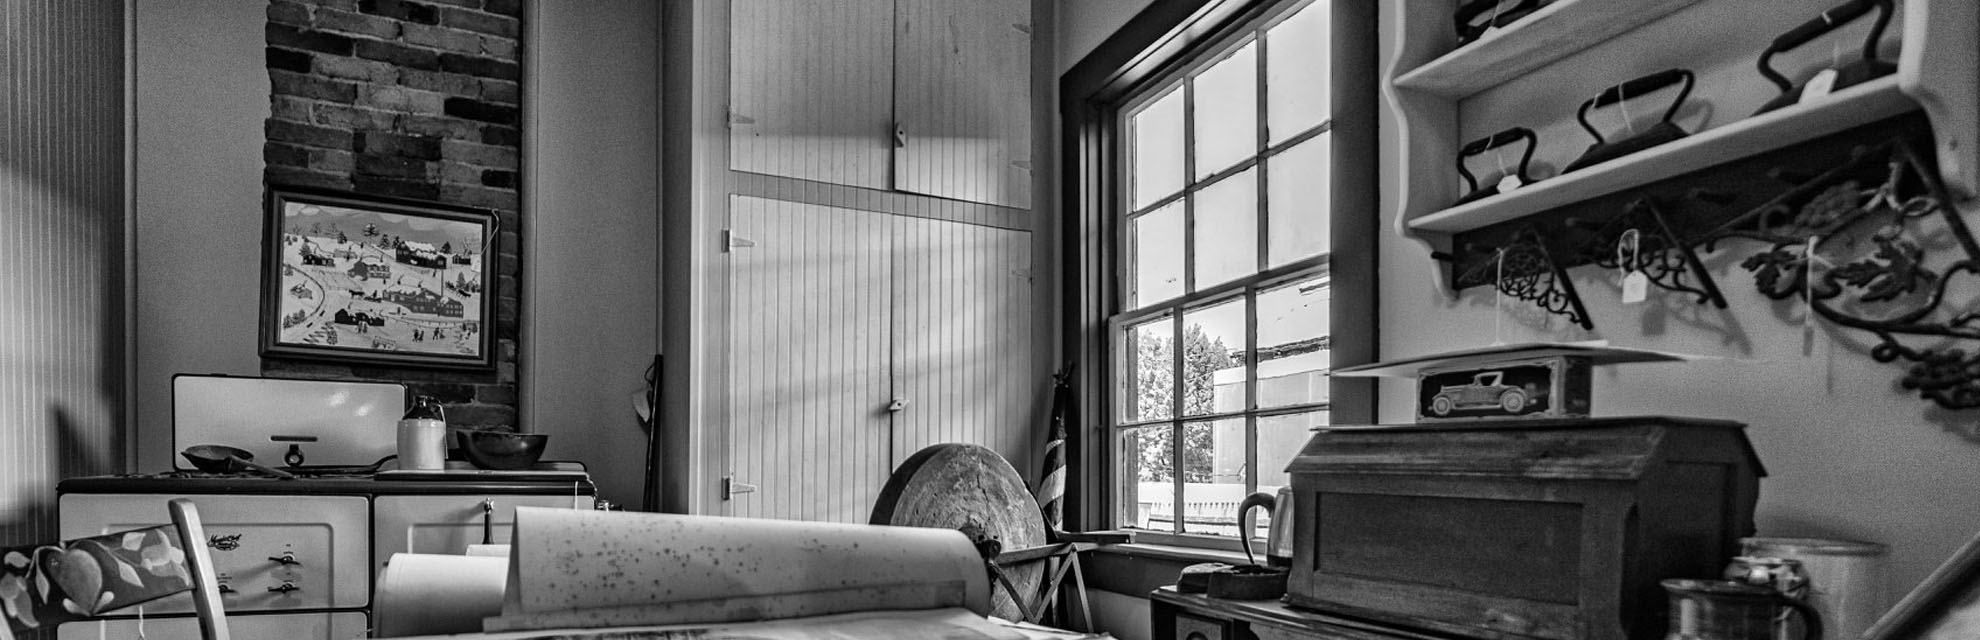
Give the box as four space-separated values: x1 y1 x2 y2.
1061 0 1374 548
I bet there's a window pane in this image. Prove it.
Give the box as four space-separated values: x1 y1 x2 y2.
1192 42 1258 180
1131 201 1184 307
1180 299 1245 417
1266 0 1330 145
1183 418 1247 536
1257 411 1326 543
1257 277 1329 408
1118 425 1173 532
1131 88 1185 209
1194 169 1259 288
1268 134 1331 267
1125 316 1175 422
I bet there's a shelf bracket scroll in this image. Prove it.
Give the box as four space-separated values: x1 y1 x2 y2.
1576 197 1728 308
1455 225 1594 330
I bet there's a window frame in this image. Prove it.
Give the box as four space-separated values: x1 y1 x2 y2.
1059 0 1378 546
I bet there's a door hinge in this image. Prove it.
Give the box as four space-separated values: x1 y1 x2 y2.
722 475 757 500
723 229 756 252
726 106 755 129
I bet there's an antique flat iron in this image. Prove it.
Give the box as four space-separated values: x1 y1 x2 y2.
1753 0 1895 115
1562 68 1695 174
1453 0 1543 46
1454 126 1539 206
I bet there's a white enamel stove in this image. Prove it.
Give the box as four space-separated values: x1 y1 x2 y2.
57 376 595 640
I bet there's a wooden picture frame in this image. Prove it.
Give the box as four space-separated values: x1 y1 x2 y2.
1861 530 1980 639
260 185 496 369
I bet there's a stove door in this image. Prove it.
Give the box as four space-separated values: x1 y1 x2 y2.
57 611 368 640
373 494 588 577
59 494 370 613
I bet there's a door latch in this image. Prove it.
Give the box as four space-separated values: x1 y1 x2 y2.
722 475 757 500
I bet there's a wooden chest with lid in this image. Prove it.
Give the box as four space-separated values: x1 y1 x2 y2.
1284 416 1764 640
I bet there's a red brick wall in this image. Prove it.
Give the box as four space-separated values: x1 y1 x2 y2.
261 0 522 430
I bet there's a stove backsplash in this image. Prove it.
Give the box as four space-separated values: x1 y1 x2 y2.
173 375 405 470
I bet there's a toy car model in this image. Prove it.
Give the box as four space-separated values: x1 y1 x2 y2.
1427 370 1541 416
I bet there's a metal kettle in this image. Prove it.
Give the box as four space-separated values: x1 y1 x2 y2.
1238 486 1294 568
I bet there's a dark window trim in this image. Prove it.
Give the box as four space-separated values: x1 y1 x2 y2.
1059 0 1378 534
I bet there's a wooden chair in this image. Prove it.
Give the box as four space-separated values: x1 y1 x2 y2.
0 498 229 640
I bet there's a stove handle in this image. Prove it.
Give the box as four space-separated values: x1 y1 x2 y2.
482 499 494 545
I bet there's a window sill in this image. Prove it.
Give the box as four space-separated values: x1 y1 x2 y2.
1079 537 1257 597
1087 540 1252 565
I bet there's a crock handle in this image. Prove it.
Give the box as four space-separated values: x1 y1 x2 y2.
1781 597 1824 640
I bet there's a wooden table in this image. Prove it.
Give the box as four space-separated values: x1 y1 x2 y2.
1150 587 1458 640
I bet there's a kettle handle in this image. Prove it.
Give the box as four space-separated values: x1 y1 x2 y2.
1236 492 1276 565
1781 597 1824 640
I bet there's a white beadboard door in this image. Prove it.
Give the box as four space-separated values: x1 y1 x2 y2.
729 0 894 190
890 216 1035 472
726 195 893 523
893 0 1033 209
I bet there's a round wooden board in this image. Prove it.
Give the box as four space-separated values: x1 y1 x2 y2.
870 443 1046 621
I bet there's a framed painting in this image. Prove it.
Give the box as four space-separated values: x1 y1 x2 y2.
260 185 496 369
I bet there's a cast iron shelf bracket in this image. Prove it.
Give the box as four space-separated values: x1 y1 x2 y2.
1571 196 1729 308
1452 225 1595 331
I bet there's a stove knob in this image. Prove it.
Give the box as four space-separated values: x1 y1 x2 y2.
267 582 300 594
268 553 301 566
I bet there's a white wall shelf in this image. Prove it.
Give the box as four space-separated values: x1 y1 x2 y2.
1388 0 1980 257
1408 76 1913 234
1391 0 1702 100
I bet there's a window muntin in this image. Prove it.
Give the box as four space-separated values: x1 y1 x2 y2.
1112 0 1332 543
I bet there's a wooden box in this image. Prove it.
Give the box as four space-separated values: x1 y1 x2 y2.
1285 417 1764 640
1417 356 1591 422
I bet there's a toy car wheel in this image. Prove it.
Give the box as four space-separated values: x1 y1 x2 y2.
1430 396 1453 416
1499 389 1527 413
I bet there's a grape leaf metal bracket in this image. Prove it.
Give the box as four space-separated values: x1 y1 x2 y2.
1706 137 1980 409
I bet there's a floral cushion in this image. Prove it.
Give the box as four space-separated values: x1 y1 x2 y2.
1 525 193 635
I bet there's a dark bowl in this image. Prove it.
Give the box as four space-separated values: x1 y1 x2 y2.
455 430 549 470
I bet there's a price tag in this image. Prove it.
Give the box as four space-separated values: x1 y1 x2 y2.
1496 174 1524 194
1800 68 1840 105
1620 271 1649 304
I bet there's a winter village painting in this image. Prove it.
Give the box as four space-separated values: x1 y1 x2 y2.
260 187 495 368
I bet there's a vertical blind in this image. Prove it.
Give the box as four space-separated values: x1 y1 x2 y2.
0 0 126 547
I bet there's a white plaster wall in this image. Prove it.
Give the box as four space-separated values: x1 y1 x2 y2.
130 0 271 472
523 1 662 509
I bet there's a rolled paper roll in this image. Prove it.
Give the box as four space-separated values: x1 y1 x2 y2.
374 553 509 637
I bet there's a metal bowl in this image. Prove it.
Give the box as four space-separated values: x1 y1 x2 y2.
455 430 549 470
